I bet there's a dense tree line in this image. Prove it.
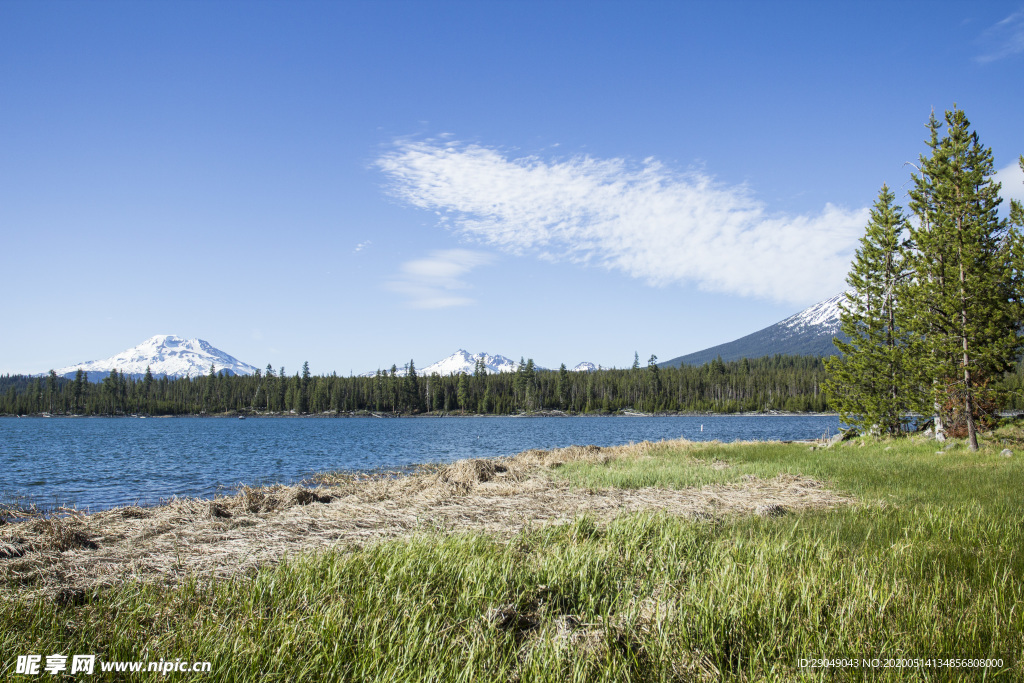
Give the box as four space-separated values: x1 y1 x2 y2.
0 355 835 416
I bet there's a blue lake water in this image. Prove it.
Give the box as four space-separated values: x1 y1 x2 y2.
0 415 841 511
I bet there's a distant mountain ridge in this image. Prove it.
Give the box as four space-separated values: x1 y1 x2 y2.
48 341 600 384
53 335 260 381
365 350 602 377
661 292 847 367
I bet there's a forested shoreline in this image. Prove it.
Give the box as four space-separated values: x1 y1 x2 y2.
4 353 1024 417
1 355 836 416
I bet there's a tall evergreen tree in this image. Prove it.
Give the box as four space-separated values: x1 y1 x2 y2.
523 358 536 410
141 366 154 413
264 364 276 411
824 185 922 435
46 370 58 413
905 108 1023 449
204 363 216 411
647 354 661 398
403 359 421 412
300 361 311 413
456 372 469 413
514 357 527 409
557 363 569 408
72 369 86 413
277 367 287 411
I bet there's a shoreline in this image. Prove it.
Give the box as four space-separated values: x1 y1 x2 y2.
0 415 847 514
2 410 841 419
0 438 851 598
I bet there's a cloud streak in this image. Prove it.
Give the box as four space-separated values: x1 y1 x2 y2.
976 9 1024 63
378 140 867 304
386 249 494 309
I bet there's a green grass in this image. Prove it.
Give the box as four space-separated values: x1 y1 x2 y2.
3 436 1023 681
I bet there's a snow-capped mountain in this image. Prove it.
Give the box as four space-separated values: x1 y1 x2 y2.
570 362 600 372
365 350 543 377
53 335 260 381
421 350 523 375
660 292 847 367
777 291 844 336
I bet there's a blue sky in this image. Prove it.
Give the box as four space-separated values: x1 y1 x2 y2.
2 1 1023 375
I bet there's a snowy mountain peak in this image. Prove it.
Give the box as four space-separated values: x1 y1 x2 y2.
53 336 260 381
366 350 536 377
418 350 524 376
570 362 600 372
779 292 846 335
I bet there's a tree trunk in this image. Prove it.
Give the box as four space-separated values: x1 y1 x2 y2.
964 359 978 451
960 236 978 451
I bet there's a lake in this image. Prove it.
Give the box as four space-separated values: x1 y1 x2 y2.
0 415 841 511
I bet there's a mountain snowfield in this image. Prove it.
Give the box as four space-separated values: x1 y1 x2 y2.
777 291 845 336
53 335 260 381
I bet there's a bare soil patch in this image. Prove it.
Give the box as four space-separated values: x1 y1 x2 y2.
0 440 853 598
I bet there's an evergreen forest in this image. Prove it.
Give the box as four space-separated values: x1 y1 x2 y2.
4 353 1024 418
0 355 840 417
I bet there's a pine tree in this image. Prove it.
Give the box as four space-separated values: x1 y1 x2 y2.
523 358 536 411
264 364 276 411
647 354 661 399
204 363 216 412
403 359 421 412
300 361 311 413
278 367 287 411
457 372 469 413
557 363 569 408
72 369 85 413
46 370 58 413
142 366 154 413
905 108 1023 449
514 357 527 409
824 185 922 435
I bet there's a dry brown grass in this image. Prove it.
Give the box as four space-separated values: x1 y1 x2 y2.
0 439 853 599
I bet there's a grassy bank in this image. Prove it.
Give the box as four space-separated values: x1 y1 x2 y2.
2 434 1022 681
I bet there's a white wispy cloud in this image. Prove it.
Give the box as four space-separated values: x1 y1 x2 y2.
386 249 494 309
377 140 868 304
976 9 1024 63
354 240 372 252
996 160 1024 202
